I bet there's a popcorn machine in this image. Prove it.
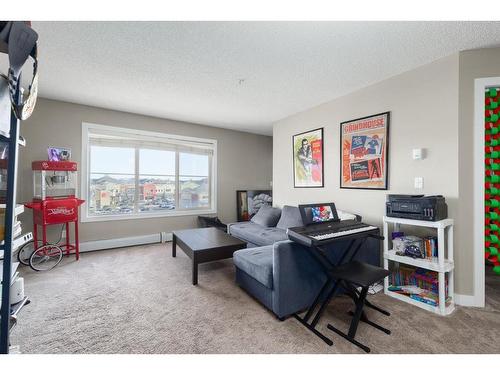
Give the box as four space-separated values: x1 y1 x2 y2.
24 161 85 260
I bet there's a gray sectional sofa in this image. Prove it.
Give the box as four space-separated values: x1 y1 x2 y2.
228 205 300 247
228 205 380 319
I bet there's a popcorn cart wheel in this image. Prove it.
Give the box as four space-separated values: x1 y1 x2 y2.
17 225 66 271
28 243 63 271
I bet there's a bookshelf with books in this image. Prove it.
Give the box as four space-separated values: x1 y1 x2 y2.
383 216 455 316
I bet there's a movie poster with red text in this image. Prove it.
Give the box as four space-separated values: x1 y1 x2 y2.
340 112 389 189
293 128 324 187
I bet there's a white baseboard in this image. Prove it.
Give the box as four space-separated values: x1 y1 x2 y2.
454 293 481 307
161 232 173 242
80 233 165 253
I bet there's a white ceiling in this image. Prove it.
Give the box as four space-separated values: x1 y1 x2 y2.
18 22 500 134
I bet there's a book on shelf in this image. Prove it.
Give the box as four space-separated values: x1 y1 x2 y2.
409 293 452 307
388 285 452 307
389 265 448 296
388 264 452 307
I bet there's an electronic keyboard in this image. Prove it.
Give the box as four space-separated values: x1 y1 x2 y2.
287 220 379 247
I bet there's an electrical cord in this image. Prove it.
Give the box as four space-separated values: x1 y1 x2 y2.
368 281 383 295
53 224 65 245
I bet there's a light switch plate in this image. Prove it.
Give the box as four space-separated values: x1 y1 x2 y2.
414 177 424 189
413 148 423 160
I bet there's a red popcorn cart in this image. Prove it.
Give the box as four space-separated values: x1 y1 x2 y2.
24 161 85 261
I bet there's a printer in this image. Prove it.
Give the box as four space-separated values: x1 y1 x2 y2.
386 194 448 221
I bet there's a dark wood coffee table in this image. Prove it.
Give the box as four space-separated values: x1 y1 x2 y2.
172 227 247 285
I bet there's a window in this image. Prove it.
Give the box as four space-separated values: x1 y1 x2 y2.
82 123 217 221
179 152 210 209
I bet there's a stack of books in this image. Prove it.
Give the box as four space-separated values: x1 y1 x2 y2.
388 285 452 307
423 236 438 258
389 265 451 307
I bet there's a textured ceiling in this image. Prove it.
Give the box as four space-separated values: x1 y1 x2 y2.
12 22 500 134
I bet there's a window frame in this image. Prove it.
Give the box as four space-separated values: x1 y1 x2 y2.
81 122 217 222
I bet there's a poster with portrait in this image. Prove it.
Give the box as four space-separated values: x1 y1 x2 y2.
293 128 324 188
340 112 389 190
47 146 72 161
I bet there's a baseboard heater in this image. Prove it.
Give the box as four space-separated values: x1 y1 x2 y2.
80 232 173 253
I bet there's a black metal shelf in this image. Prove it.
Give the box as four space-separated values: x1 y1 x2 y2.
0 68 24 354
0 133 26 146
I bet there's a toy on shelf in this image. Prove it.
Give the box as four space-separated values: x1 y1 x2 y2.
485 87 500 275
24 161 84 260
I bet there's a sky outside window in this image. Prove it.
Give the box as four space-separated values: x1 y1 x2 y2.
90 146 134 174
179 152 209 176
139 149 176 176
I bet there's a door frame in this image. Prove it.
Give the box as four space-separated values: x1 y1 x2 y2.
473 77 500 307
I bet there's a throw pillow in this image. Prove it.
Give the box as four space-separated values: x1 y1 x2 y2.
276 205 304 230
250 205 282 227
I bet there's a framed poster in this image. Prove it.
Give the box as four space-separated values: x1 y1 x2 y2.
236 190 272 221
48 146 71 161
293 128 324 188
340 112 390 190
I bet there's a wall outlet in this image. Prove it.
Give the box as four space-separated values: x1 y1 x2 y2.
414 177 424 189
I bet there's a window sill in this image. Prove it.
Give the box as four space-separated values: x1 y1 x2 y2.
81 208 217 223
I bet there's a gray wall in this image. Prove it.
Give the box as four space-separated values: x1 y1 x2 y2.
272 48 500 297
18 98 273 242
273 54 463 290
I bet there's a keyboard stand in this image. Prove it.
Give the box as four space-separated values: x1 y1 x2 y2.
292 231 384 347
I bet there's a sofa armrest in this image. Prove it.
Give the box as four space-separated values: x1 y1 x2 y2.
226 222 238 234
271 240 326 318
271 232 381 318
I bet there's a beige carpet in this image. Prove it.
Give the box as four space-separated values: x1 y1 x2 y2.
11 243 500 354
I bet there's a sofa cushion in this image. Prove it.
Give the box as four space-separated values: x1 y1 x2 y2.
276 205 303 230
229 222 288 246
250 205 281 227
233 246 274 289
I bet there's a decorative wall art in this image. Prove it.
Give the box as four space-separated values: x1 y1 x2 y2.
340 112 390 190
293 128 324 188
236 190 272 221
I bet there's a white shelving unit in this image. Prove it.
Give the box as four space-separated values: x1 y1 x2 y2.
0 204 32 257
0 204 24 217
383 216 454 316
